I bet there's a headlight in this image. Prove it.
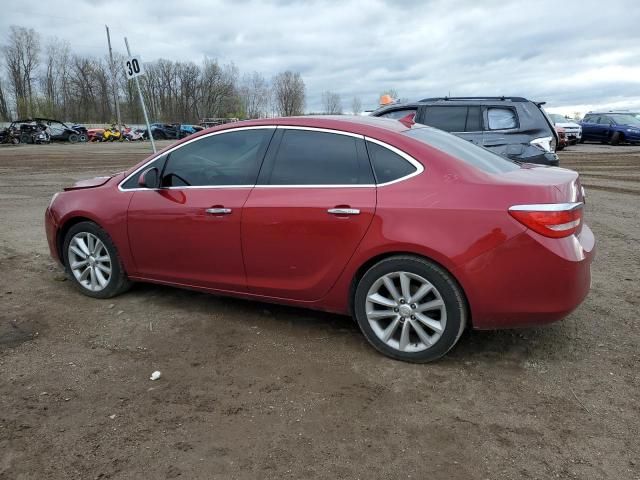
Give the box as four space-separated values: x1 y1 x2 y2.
530 136 555 153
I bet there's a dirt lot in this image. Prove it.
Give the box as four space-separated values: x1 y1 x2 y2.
0 141 638 480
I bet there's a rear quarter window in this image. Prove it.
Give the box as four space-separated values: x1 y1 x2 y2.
403 127 520 174
366 141 417 184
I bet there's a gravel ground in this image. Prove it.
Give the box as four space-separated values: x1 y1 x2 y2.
0 141 638 480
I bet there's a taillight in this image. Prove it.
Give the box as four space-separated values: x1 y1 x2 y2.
509 202 583 238
530 136 555 153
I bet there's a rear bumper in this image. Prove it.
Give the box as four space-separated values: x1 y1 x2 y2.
456 224 595 329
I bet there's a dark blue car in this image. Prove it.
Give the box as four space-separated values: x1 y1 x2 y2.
580 112 640 145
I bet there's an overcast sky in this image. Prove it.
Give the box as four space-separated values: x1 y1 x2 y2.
3 0 640 115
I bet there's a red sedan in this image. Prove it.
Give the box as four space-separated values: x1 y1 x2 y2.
45 116 594 362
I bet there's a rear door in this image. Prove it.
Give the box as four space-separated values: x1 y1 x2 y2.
242 127 376 301
581 115 599 140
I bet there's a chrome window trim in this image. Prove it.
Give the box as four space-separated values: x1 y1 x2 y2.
275 125 364 139
117 124 425 191
117 125 276 192
364 136 424 187
509 202 583 212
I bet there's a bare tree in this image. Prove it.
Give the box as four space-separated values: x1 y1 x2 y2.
321 90 342 114
272 71 305 116
239 71 270 119
0 77 10 120
3 26 40 117
350 96 362 115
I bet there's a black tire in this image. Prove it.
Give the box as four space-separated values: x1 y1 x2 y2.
78 134 88 143
152 131 166 140
579 137 585 144
20 133 32 144
610 132 623 146
68 133 79 143
353 255 467 363
62 221 132 299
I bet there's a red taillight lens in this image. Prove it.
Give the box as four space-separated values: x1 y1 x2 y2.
509 203 583 238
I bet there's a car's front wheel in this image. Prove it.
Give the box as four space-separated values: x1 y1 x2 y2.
354 256 467 363
63 221 131 298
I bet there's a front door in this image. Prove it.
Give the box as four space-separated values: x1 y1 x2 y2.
125 127 275 291
242 128 377 301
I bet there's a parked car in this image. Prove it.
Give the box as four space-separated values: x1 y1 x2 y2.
146 123 194 140
33 118 88 143
548 113 582 144
371 96 560 166
45 116 594 363
87 128 105 142
580 112 640 145
555 126 567 151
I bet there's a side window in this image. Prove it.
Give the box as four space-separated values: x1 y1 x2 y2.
380 109 416 120
487 107 518 130
121 154 167 189
422 106 468 132
161 129 273 187
266 130 373 185
597 116 612 125
366 141 417 184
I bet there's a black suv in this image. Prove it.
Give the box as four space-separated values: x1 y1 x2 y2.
371 97 559 166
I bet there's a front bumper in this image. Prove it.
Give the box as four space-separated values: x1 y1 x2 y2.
456 224 595 329
45 206 62 264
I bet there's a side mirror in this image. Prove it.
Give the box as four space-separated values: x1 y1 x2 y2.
138 167 159 188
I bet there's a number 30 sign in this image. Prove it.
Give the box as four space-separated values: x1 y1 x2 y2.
124 56 145 79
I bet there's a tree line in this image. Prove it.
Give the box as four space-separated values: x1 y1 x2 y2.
0 25 308 123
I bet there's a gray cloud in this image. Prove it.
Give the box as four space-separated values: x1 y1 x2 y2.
3 0 640 114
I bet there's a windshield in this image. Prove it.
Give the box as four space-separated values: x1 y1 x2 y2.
549 113 570 123
610 114 640 126
403 126 520 174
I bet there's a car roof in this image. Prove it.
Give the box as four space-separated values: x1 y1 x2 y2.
208 115 419 137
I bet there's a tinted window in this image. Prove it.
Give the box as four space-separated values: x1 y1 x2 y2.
266 130 373 185
366 141 417 184
597 116 612 125
121 154 167 189
487 108 517 130
161 129 273 187
422 106 467 132
380 109 417 120
403 127 520 174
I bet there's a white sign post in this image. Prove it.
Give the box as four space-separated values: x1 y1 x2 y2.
123 38 156 153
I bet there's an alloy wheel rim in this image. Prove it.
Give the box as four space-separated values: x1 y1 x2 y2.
365 271 447 353
68 232 112 292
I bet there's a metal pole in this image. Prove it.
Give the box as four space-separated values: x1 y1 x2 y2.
124 37 156 153
105 26 122 131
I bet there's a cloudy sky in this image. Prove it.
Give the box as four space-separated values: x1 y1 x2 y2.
3 0 640 115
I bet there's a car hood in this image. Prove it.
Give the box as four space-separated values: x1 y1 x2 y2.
556 121 580 128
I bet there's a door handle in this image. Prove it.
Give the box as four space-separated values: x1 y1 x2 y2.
327 208 360 215
206 207 232 215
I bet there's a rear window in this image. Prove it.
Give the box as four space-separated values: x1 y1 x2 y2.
403 127 520 174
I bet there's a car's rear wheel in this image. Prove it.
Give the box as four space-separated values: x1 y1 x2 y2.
68 133 79 143
610 132 623 146
353 256 467 363
63 221 132 298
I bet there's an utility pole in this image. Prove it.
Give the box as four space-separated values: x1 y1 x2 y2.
124 37 156 153
105 25 122 131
